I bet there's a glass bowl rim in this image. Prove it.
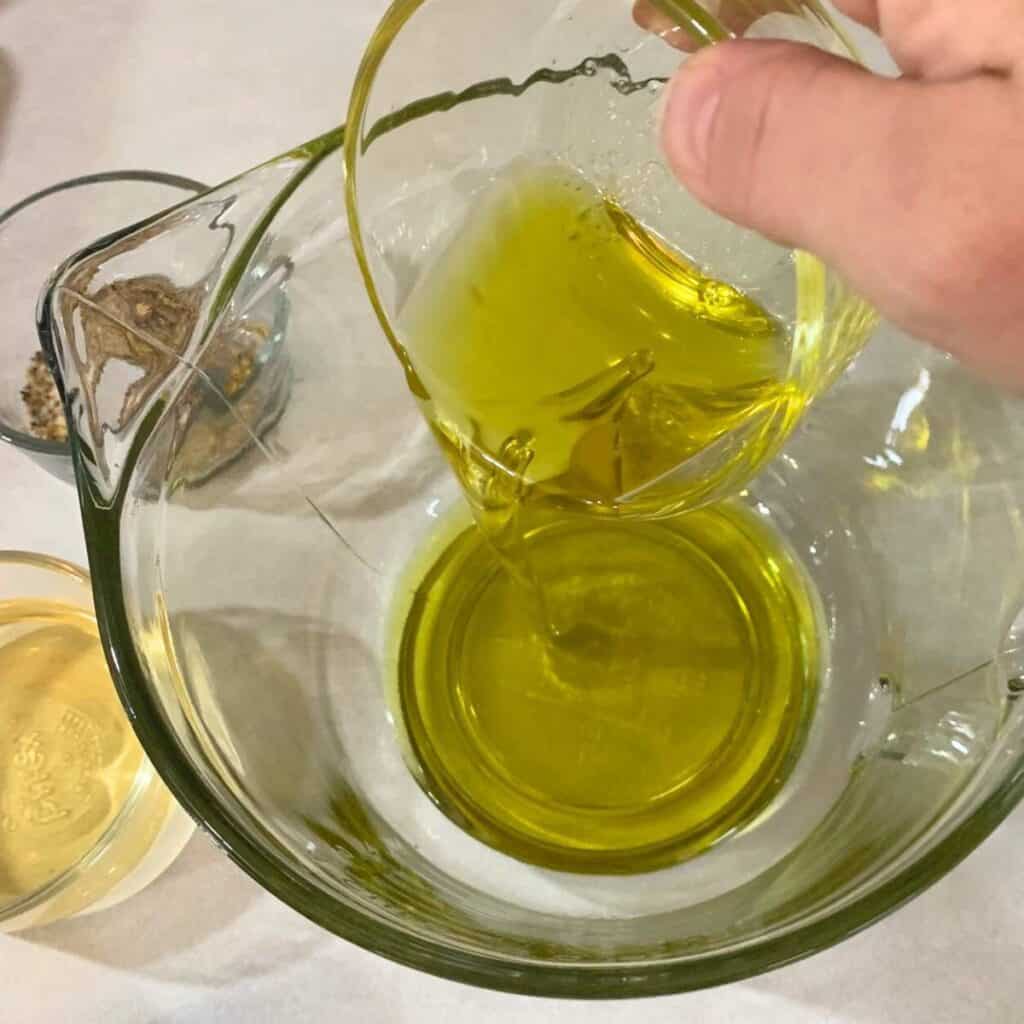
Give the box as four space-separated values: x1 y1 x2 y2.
0 170 207 458
36 5 1024 989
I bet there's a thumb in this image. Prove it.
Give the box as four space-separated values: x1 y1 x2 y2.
661 41 930 287
661 40 1024 380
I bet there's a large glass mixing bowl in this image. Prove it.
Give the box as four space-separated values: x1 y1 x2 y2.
37 116 1024 995
35 102 1024 993
345 0 879 518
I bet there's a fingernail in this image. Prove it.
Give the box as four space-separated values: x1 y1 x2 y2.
662 52 723 176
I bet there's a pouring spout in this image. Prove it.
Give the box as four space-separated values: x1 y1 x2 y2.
36 145 328 505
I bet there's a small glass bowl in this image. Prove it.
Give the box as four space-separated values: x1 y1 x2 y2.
0 551 195 933
0 171 206 483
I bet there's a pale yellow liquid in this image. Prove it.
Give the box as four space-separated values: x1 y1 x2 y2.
0 600 143 901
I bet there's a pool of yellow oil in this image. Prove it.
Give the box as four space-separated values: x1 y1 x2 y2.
391 164 820 874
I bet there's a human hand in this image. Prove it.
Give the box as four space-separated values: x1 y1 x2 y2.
641 0 1024 383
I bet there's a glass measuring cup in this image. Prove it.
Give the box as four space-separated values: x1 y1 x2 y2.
345 0 878 520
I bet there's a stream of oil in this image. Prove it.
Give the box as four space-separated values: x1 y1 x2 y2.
391 164 820 873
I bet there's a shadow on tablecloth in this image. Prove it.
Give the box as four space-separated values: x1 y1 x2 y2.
749 806 1024 1023
17 833 320 987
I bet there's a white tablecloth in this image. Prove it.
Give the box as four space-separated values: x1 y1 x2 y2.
1 2 1021 1020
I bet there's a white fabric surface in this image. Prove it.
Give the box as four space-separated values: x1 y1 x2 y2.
0 2 1022 1020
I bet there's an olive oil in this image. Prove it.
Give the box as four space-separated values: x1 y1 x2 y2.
400 163 805 531
397 506 819 873
391 164 820 873
0 600 144 900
